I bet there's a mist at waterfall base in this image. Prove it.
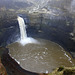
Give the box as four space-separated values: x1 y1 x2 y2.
17 16 38 46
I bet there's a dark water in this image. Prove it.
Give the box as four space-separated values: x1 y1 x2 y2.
7 38 75 73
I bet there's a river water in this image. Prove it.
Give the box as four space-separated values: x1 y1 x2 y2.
7 38 75 73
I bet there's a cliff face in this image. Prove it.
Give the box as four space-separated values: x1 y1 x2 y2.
0 10 19 46
0 0 33 9
0 58 7 75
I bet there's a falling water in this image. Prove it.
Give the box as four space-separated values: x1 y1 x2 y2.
17 16 27 40
17 16 38 46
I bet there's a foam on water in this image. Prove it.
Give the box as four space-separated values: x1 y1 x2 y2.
19 37 39 46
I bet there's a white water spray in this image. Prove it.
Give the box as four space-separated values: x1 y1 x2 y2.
17 16 38 46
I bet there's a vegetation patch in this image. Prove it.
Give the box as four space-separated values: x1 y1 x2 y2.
57 66 64 71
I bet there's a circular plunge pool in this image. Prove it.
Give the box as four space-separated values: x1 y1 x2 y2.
7 38 75 73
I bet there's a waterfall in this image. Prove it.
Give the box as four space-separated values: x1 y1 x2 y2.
17 16 27 40
17 16 38 46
